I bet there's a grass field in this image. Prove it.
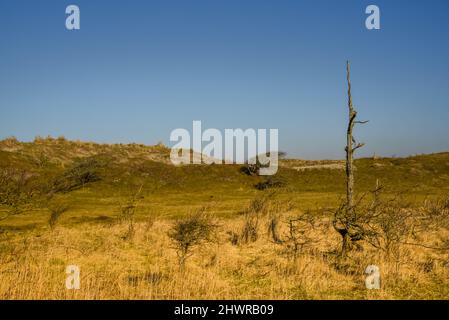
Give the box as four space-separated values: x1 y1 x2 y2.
1 137 448 299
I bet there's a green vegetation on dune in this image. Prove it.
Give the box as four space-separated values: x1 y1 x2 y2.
1 137 449 230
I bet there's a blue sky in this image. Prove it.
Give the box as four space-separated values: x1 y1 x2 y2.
0 0 448 159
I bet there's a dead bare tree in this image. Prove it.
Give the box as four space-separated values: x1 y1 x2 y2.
333 61 369 256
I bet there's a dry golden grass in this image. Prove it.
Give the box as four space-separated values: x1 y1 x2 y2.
1 209 447 300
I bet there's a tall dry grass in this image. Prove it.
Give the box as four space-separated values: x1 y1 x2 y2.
0 202 448 300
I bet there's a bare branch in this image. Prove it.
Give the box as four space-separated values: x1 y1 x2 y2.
352 142 365 152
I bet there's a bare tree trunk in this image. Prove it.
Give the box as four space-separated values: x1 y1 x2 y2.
341 232 352 257
336 61 367 256
346 61 356 218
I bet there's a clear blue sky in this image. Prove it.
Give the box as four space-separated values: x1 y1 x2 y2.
1 0 448 159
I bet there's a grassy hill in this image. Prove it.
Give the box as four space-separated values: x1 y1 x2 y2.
0 137 448 299
1 136 449 228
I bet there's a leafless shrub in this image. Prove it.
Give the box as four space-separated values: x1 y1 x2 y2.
420 197 449 230
333 179 414 260
364 193 449 261
227 230 240 245
52 157 103 193
332 180 384 256
255 176 286 190
241 152 286 176
267 213 282 243
238 195 272 244
237 195 294 245
364 202 413 260
48 202 69 231
334 182 449 263
266 199 295 243
283 211 319 260
168 207 217 270
119 185 143 241
245 194 271 215
240 163 260 176
241 211 260 244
